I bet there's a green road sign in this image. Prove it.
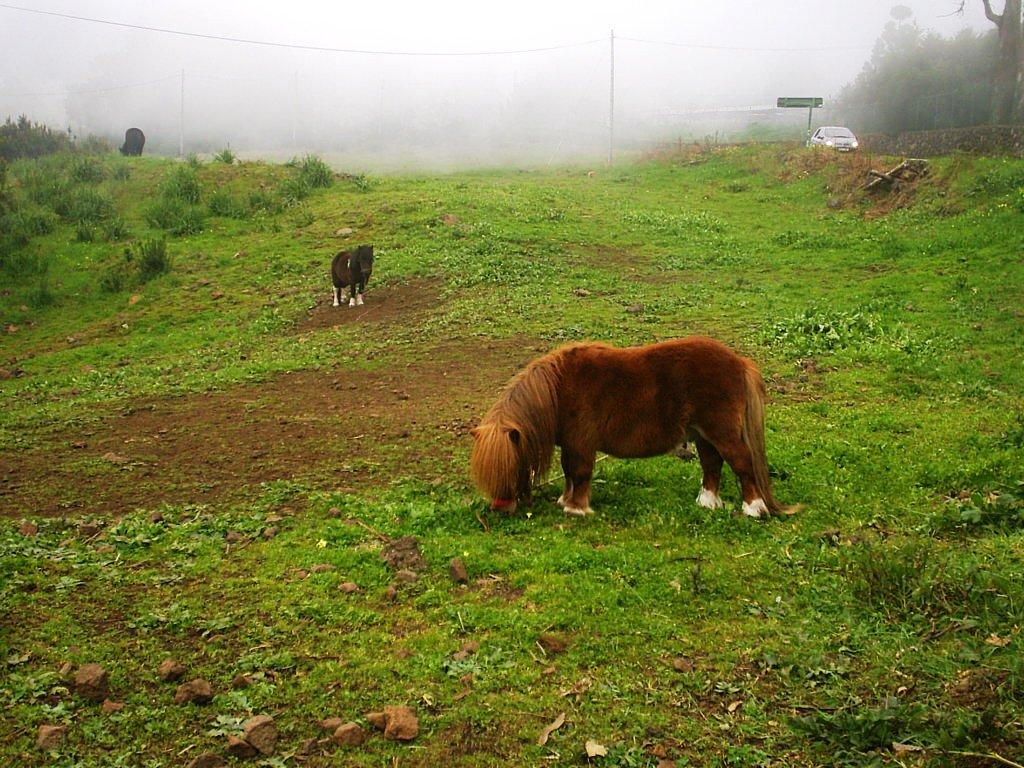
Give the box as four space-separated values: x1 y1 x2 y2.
777 97 824 108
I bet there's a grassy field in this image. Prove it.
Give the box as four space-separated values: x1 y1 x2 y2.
1 144 1023 767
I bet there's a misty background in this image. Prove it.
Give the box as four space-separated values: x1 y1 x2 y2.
0 1 992 168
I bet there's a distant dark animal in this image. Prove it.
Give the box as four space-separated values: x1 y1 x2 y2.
331 244 374 307
470 336 794 519
119 128 145 156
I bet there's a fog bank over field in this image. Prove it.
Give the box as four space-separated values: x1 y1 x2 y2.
0 0 990 168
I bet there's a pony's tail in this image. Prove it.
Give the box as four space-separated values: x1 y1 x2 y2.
741 363 788 516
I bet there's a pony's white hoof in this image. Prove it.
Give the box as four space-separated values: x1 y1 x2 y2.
356 294 364 306
696 487 725 510
742 498 769 518
348 298 356 307
563 505 594 517
332 300 340 307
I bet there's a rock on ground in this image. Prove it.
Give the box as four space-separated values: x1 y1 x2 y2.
383 706 419 741
333 721 366 746
226 735 257 758
365 711 387 731
174 679 213 704
186 754 225 768
319 717 344 731
37 724 67 750
74 663 109 702
158 658 186 682
448 557 469 584
101 699 124 713
242 714 278 755
232 673 253 689
381 536 426 571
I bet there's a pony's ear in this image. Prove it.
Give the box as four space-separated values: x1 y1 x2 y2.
506 428 521 445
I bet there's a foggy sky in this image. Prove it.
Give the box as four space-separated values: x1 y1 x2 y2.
0 1 991 167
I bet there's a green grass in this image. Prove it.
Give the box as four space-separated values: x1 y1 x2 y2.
1 145 1022 767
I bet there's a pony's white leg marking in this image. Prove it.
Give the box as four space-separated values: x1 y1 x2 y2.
563 504 594 517
356 293 364 306
348 296 356 307
332 287 339 307
742 498 769 519
696 487 725 510
557 481 574 507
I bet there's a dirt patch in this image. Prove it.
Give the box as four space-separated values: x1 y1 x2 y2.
0 337 541 518
295 279 439 333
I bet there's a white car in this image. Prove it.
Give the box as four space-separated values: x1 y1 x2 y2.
808 126 859 152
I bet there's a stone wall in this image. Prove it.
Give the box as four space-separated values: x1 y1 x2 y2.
859 125 1024 157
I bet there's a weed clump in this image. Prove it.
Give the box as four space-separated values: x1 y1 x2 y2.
135 238 171 281
69 156 105 183
160 165 202 204
293 154 333 189
208 190 250 219
213 148 236 164
100 238 170 291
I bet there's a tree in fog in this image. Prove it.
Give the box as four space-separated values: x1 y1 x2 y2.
976 0 1022 122
836 16 996 133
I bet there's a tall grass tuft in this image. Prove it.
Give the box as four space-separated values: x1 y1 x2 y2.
295 154 333 188
135 238 171 282
160 165 202 204
213 148 236 165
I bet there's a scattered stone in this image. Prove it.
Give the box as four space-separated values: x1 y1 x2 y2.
211 291 225 300
381 536 427 572
333 721 366 746
626 303 645 314
242 714 278 755
460 640 480 655
95 544 115 554
657 761 677 768
394 569 418 584
148 511 164 524
18 520 38 536
101 699 125 713
158 658 186 682
319 717 344 732
338 581 361 593
74 663 109 702
174 678 213 704
448 557 469 584
538 633 569 655
101 451 129 464
365 711 387 731
335 227 354 236
310 563 336 573
262 526 278 539
327 507 342 518
225 530 245 543
186 754 225 768
226 735 257 758
384 585 399 601
36 724 67 750
573 288 592 297
78 522 102 537
232 673 253 689
383 705 419 741
672 657 694 673
264 513 283 523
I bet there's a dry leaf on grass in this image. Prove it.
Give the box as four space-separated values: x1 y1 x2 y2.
537 712 565 746
585 739 608 757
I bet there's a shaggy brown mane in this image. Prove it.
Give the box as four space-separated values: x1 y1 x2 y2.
469 346 577 498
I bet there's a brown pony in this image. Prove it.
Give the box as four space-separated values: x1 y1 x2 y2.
470 336 789 518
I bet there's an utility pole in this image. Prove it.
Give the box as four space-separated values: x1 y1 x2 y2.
179 69 185 158
608 29 615 165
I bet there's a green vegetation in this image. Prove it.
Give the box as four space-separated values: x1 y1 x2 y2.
1 145 1021 767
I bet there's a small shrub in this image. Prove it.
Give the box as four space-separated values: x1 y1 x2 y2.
100 249 134 293
0 115 72 160
62 187 114 224
213 148 236 164
347 173 374 192
75 224 95 243
295 155 333 188
3 205 57 238
160 165 202 204
135 238 170 281
186 153 201 168
1 249 48 279
277 176 311 206
208 190 250 219
29 274 56 308
102 218 131 241
146 198 205 235
248 189 282 215
70 156 105 183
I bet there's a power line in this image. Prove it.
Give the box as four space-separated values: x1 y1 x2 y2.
0 3 604 56
8 74 179 98
619 35 871 53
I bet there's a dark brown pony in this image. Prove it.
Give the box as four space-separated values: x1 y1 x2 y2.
470 336 790 518
331 244 374 307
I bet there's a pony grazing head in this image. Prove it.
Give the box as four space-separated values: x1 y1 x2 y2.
470 421 529 513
